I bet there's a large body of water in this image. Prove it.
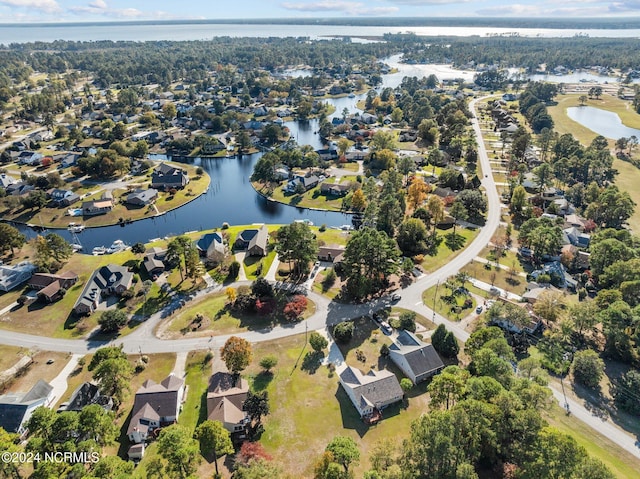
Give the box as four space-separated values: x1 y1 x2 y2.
566 106 640 139
2 23 640 45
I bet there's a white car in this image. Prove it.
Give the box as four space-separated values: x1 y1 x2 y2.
380 321 393 335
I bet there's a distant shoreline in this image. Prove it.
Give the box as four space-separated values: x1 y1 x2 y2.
3 17 640 30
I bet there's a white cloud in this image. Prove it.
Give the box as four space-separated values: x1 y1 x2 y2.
281 1 399 14
609 0 640 11
88 0 107 9
476 2 617 16
0 0 60 13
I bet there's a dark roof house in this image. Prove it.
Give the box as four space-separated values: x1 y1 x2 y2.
338 366 403 420
388 330 444 384
27 271 79 303
150 163 189 190
125 188 158 207
63 382 113 412
73 264 133 315
0 379 53 435
234 225 268 257
127 374 185 444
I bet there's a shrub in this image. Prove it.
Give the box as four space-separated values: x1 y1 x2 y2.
98 309 128 332
204 351 213 364
400 378 413 392
141 355 149 364
228 261 240 280
319 224 327 232
380 344 390 357
196 166 204 175
309 331 329 352
260 355 278 372
572 349 604 389
134 362 146 373
252 278 273 298
334 321 354 343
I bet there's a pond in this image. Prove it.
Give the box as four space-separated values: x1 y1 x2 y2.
566 106 640 140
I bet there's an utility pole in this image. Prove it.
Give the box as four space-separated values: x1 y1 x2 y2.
433 280 440 322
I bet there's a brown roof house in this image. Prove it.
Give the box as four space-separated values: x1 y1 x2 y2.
388 330 444 384
27 271 79 303
127 374 185 458
318 245 345 263
234 225 268 257
82 191 113 217
73 264 133 315
339 366 403 421
206 372 250 438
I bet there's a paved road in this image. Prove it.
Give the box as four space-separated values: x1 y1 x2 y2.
1 96 639 459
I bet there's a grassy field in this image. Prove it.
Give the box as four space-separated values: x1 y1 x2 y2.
420 228 480 274
1 162 209 228
0 345 30 373
2 351 70 394
460 260 527 297
543 403 640 479
160 291 316 338
421 283 477 321
548 93 640 232
247 332 432 477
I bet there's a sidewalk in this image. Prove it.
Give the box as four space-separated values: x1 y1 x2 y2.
469 277 522 302
48 354 83 406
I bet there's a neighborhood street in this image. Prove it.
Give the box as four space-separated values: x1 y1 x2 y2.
1 96 639 459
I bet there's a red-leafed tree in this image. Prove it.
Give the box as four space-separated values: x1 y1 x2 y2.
283 295 308 321
237 441 272 465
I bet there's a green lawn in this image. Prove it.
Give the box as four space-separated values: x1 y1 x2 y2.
243 250 277 279
420 228 480 274
460 260 527 297
245 333 432 477
253 181 346 212
161 291 316 338
421 283 477 321
543 403 640 479
180 351 211 431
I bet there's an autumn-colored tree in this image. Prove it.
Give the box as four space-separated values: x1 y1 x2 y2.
283 295 308 321
407 176 429 211
226 287 237 304
237 441 273 465
220 336 253 373
426 195 445 232
350 189 367 211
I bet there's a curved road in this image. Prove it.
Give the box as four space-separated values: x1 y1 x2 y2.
1 97 639 460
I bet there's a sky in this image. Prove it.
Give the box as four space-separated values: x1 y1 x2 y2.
1 0 640 23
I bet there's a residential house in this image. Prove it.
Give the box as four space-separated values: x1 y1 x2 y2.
206 372 250 438
488 299 544 334
150 163 189 190
196 232 226 264
62 382 113 412
6 181 35 196
234 225 268 257
0 262 37 292
125 188 159 207
274 167 290 181
27 271 79 303
82 192 113 216
17 151 42 166
73 264 133 315
284 174 320 193
0 380 53 435
388 330 445 384
318 245 345 263
316 148 338 161
0 173 16 189
344 150 367 161
339 366 403 421
49 189 80 207
320 180 351 197
360 112 377 124
143 247 167 278
531 260 578 291
127 374 185 444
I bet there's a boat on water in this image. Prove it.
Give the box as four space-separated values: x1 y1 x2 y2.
71 243 83 252
294 219 314 226
348 93 356 98
68 222 85 233
106 240 127 254
92 246 107 255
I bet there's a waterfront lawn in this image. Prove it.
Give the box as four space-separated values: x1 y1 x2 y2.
419 228 480 274
421 284 477 322
246 333 431 477
253 181 346 212
161 291 316 338
312 226 352 246
0 162 209 228
612 158 640 233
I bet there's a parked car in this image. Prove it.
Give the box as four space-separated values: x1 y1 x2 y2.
391 293 401 302
380 321 393 335
476 305 483 314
